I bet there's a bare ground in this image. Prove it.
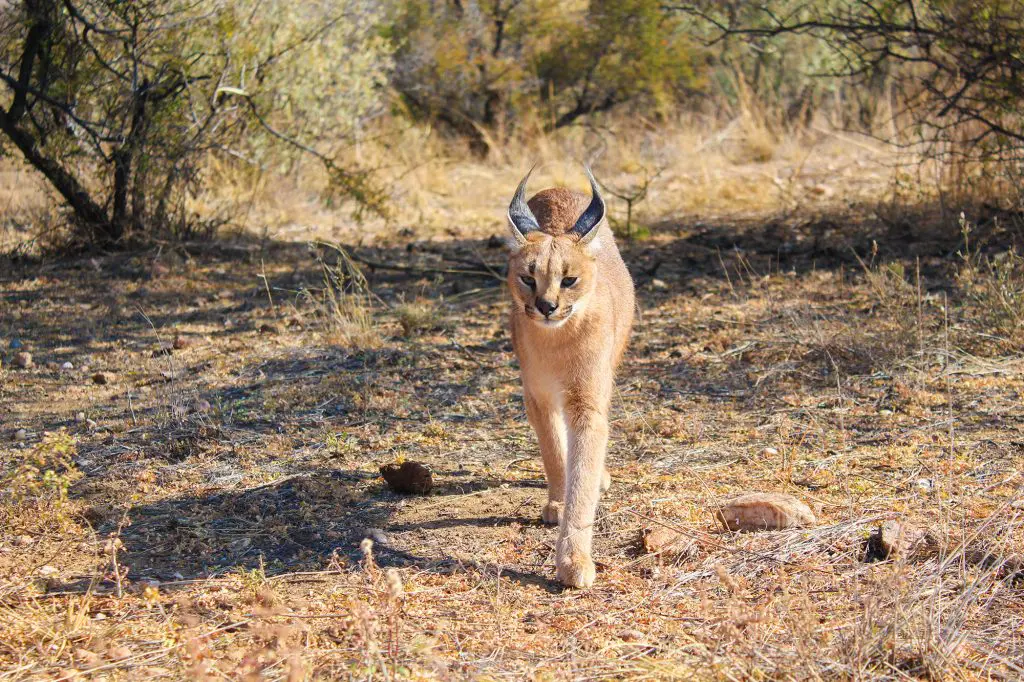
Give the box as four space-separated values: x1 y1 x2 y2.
2 206 1023 680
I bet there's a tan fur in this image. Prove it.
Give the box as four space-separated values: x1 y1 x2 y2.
507 187 635 588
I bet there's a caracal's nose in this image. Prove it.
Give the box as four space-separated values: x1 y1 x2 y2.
536 299 558 317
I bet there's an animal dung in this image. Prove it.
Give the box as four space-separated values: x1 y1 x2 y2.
715 492 816 531
380 461 433 495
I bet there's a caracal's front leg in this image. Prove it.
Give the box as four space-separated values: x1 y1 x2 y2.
556 391 611 589
525 389 567 525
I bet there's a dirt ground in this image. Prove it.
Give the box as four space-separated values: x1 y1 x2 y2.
2 197 1024 679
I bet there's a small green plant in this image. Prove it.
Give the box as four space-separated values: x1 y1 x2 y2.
955 213 1024 346
2 429 79 506
395 300 443 336
236 557 270 602
303 242 380 347
611 220 652 242
326 431 360 458
855 241 917 312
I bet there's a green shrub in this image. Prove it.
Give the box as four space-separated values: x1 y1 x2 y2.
2 429 79 506
389 0 699 151
0 0 392 246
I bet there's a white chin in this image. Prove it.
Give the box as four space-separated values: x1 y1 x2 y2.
537 314 570 329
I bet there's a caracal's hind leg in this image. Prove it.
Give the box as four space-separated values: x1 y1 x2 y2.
525 390 567 525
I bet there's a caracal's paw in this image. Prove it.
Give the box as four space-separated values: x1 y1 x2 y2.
556 552 596 589
541 500 563 525
600 469 611 493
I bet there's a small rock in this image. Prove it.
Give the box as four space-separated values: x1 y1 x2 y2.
92 372 109 385
651 278 669 290
642 526 696 560
14 429 27 441
172 335 189 350
75 412 86 423
363 528 390 546
865 521 939 562
380 461 433 495
61 361 74 371
14 534 34 547
39 565 58 576
14 351 32 369
914 478 934 493
763 447 779 456
715 492 816 532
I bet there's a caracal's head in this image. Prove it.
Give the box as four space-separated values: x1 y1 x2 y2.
505 166 606 330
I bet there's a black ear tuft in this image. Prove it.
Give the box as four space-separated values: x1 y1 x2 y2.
569 166 605 242
508 165 540 242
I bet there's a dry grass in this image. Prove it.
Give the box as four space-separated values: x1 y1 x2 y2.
375 114 895 247
303 243 382 349
2 118 1024 680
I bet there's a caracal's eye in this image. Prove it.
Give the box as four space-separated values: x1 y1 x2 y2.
520 275 536 288
561 276 578 288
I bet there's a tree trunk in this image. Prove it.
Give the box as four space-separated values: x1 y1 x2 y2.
112 79 149 236
111 149 129 233
1 1 115 243
550 93 618 130
0 110 114 241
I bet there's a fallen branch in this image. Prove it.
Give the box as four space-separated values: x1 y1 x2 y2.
347 251 504 281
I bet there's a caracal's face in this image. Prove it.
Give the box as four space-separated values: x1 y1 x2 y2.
508 232 597 329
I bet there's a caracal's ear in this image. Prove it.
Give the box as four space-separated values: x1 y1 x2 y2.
506 164 540 251
569 165 605 253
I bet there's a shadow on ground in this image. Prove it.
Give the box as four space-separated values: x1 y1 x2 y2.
112 467 559 592
5 198 1023 589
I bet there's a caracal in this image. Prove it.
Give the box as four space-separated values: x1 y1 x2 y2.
505 165 635 588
